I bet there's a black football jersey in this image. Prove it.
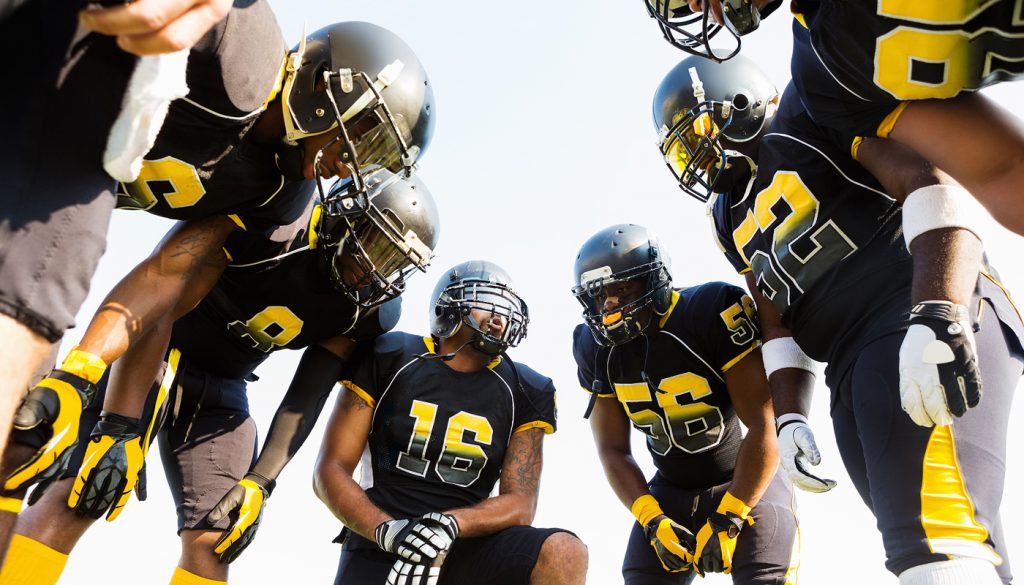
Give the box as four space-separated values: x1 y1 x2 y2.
573 284 760 488
797 0 1024 101
115 0 312 232
344 332 558 518
169 197 399 379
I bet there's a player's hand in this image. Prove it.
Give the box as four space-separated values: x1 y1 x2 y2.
899 301 981 427
375 513 460 563
388 551 447 585
776 414 836 493
693 492 753 576
3 371 97 504
204 474 274 563
644 515 697 572
78 0 233 56
68 412 147 521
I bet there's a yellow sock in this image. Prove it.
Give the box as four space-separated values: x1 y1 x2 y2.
169 567 226 585
0 534 68 585
60 346 107 385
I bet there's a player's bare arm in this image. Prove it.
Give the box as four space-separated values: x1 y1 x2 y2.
719 349 777 508
589 397 651 508
443 427 545 538
314 385 390 540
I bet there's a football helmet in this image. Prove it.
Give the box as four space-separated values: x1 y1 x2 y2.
573 225 673 346
317 168 440 308
652 53 778 202
644 0 782 61
430 261 529 357
282 21 436 200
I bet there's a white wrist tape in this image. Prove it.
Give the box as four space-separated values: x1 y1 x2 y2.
761 337 818 377
902 184 987 250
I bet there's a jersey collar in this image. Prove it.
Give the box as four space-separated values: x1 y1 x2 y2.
657 290 681 329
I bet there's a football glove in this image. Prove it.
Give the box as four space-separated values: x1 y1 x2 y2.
3 370 97 503
375 513 460 563
899 301 981 427
68 412 147 521
645 515 697 572
388 552 447 585
776 414 836 493
205 474 274 563
694 492 754 576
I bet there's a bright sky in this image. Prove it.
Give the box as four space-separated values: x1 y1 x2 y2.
52 1 1024 584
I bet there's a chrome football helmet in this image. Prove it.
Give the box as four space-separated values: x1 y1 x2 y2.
652 53 778 202
430 261 529 357
317 168 439 308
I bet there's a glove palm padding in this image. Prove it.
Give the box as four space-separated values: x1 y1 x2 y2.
3 371 96 502
899 301 981 427
205 477 271 563
68 412 146 521
644 516 696 572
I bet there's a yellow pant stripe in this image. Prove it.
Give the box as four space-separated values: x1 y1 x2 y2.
920 425 999 563
0 534 68 585
169 567 226 585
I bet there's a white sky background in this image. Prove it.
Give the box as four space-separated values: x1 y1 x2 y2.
52 1 1024 583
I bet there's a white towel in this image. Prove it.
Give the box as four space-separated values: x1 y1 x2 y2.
103 49 190 182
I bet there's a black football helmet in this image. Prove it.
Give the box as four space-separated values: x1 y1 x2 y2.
316 168 440 308
644 0 782 62
282 22 436 202
429 261 529 357
573 225 673 347
652 53 778 202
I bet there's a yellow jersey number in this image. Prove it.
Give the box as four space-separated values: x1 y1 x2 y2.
227 306 304 353
732 171 856 314
615 372 723 456
118 157 207 210
396 400 493 488
874 0 1024 99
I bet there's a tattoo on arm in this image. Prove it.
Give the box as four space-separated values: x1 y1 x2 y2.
342 388 371 411
509 429 543 494
168 218 230 281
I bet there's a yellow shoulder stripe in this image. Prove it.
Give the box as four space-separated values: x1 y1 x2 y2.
876 102 909 139
341 380 376 409
513 421 555 435
721 340 761 373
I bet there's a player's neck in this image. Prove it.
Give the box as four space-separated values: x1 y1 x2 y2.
438 337 492 373
251 99 286 146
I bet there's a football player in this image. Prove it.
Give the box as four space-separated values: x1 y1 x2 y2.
0 170 440 585
1 16 436 541
315 261 588 585
646 0 1024 236
572 224 798 584
652 55 1024 585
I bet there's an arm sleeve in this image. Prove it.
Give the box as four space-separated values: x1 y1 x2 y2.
248 344 348 482
339 334 399 409
512 369 558 435
711 194 751 275
572 324 614 397
697 283 763 373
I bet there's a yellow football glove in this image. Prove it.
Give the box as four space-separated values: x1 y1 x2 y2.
631 494 696 572
694 491 755 575
3 368 98 503
205 475 273 563
68 412 147 521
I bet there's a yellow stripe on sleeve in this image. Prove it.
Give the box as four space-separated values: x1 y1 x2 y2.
721 340 761 373
876 102 910 138
341 380 376 409
513 421 555 435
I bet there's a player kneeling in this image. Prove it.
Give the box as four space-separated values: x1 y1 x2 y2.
315 261 587 585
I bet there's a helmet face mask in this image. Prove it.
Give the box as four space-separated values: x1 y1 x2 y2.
658 97 731 203
644 0 777 62
430 262 529 357
320 170 438 308
572 225 674 347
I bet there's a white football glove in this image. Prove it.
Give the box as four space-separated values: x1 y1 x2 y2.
776 414 836 493
898 301 981 427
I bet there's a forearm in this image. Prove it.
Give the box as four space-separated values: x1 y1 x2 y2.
599 449 653 511
101 314 173 418
768 369 814 418
77 215 234 364
251 346 344 480
314 465 390 541
727 423 777 508
910 228 982 306
446 492 537 538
